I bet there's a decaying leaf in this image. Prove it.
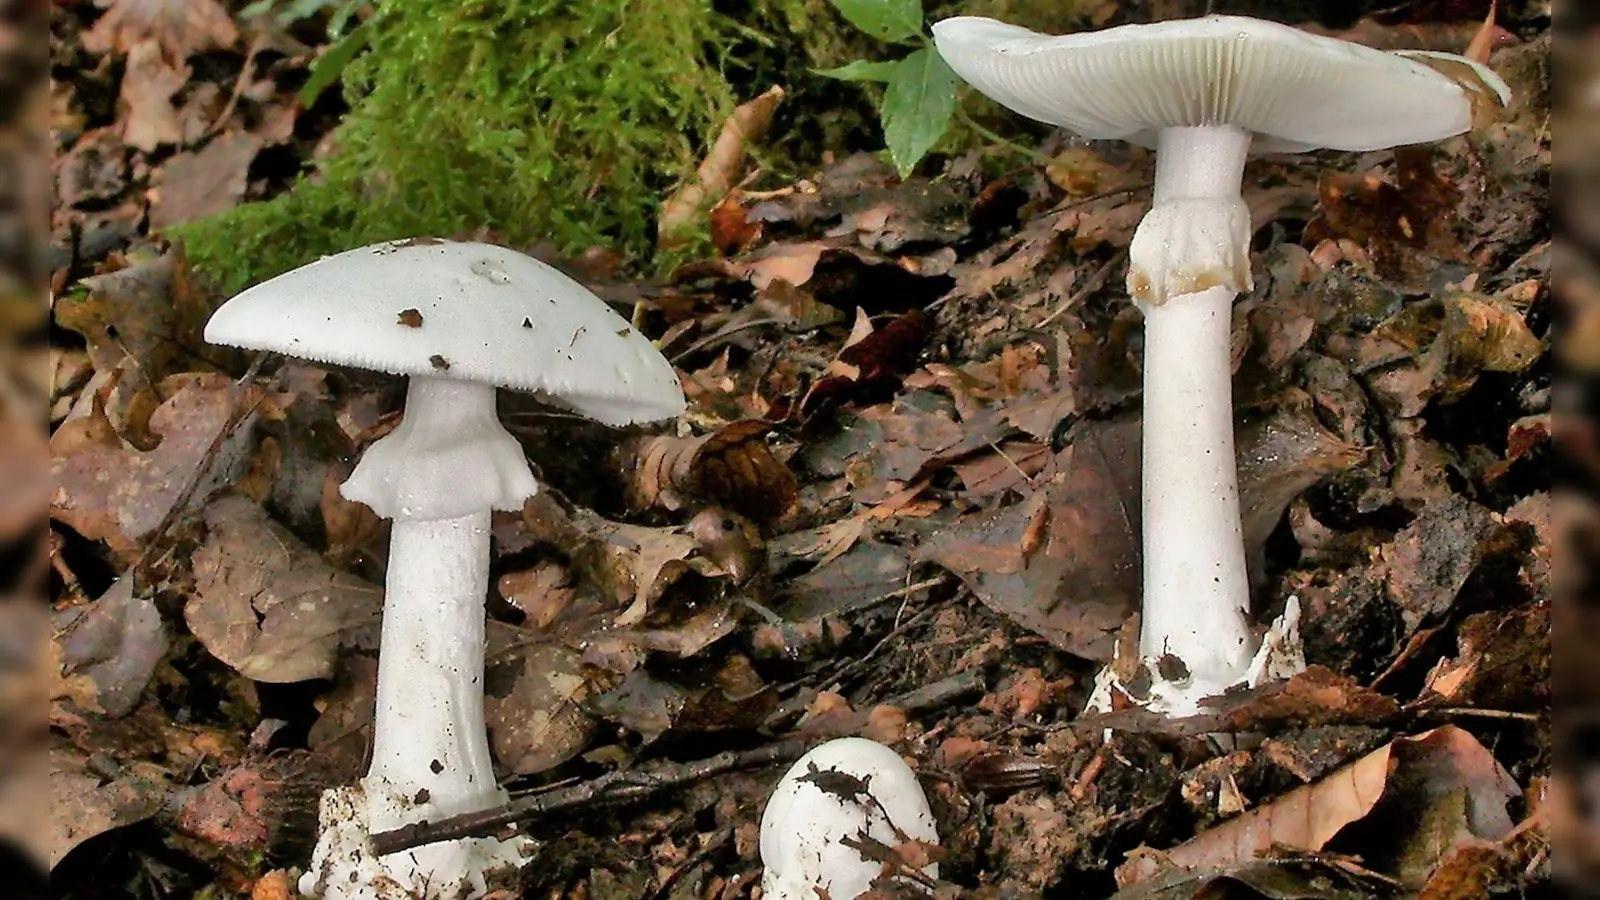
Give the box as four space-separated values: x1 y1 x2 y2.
1382 494 1520 631
483 639 593 775
117 40 188 152
615 419 797 521
1117 726 1521 888
55 245 224 394
83 0 240 60
148 132 265 228
51 373 264 557
658 86 783 248
917 417 1140 662
187 496 381 683
46 744 169 868
54 579 168 717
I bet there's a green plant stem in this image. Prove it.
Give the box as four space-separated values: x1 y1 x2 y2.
957 105 1057 169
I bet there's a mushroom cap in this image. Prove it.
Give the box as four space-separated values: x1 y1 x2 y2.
932 15 1510 153
204 238 686 427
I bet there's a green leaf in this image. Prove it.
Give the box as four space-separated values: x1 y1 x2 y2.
812 59 903 83
299 20 371 108
827 0 924 43
880 47 958 179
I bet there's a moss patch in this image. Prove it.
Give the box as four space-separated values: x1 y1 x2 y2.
176 0 741 293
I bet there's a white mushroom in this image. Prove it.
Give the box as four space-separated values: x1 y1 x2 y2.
932 16 1508 715
760 738 940 900
204 238 685 899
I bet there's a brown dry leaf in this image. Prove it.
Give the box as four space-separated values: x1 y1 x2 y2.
1237 402 1366 574
55 245 220 390
1110 853 1403 900
917 417 1140 662
118 39 189 152
46 743 169 868
83 0 239 60
1419 602 1549 709
483 639 594 775
54 578 168 718
615 419 797 521
1382 495 1516 631
148 132 264 228
51 373 264 557
1116 726 1520 888
186 495 381 682
659 86 783 247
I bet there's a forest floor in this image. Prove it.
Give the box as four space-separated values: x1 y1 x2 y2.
41 1 1557 899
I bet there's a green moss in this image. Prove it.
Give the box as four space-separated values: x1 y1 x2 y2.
175 0 742 294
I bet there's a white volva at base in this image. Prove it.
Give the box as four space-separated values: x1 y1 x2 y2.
298 780 528 900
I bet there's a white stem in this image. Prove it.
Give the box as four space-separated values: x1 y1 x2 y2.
1139 285 1254 684
367 511 500 822
301 375 532 898
1136 125 1256 691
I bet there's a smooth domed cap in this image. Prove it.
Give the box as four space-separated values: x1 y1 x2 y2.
932 15 1511 153
204 238 686 427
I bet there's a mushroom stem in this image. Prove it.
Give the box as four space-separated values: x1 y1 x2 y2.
1134 124 1256 696
367 510 500 819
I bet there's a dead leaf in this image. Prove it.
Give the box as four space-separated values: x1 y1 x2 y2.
148 132 264 228
51 373 263 557
118 40 188 152
46 744 169 868
917 417 1140 662
659 86 783 247
1383 495 1515 630
615 420 797 521
1111 852 1404 900
1116 726 1520 888
84 0 240 60
55 245 221 393
483 640 594 774
54 579 167 717
186 496 381 683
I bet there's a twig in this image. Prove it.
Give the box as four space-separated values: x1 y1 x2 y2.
370 739 810 856
1034 252 1124 328
1416 707 1543 723
204 34 266 140
128 353 268 589
669 317 792 364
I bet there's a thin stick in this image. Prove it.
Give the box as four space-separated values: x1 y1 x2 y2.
1417 707 1543 722
128 353 269 588
370 739 810 856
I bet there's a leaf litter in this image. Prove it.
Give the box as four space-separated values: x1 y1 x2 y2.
43 1 1556 898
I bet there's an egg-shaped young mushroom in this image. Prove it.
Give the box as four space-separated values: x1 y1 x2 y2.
932 15 1508 715
204 238 685 898
760 738 940 900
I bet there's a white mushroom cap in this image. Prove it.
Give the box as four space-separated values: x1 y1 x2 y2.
204 238 685 427
931 15 1511 153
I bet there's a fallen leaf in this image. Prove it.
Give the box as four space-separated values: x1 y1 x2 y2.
46 744 169 868
148 132 264 228
659 86 783 247
83 0 240 60
1383 495 1516 630
917 417 1140 662
1111 852 1404 900
51 373 263 558
1116 726 1520 888
117 40 188 152
186 496 382 683
483 640 594 774
615 419 797 521
54 579 167 717
55 245 221 392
